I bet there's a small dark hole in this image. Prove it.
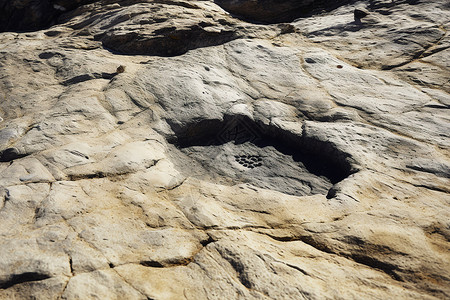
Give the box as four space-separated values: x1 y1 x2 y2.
141 261 164 268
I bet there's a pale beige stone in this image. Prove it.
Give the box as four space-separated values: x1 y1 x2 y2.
0 0 449 299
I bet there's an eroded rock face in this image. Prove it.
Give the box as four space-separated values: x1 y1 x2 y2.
0 0 449 299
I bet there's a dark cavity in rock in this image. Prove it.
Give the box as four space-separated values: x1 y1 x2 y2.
168 115 353 196
214 0 356 24
97 27 238 57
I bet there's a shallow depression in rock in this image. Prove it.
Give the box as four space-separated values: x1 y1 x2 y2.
169 116 353 196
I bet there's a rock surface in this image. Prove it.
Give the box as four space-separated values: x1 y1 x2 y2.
0 0 449 299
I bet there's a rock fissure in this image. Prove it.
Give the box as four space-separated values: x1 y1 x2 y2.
410 183 449 194
217 249 254 290
383 31 448 70
68 256 74 276
109 267 150 299
58 277 71 300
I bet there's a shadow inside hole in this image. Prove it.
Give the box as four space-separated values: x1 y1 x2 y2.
169 116 353 194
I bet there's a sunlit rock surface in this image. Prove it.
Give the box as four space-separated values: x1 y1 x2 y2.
0 0 449 299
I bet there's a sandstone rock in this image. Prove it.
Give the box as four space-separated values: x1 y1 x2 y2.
354 8 369 21
0 0 449 299
58 0 244 56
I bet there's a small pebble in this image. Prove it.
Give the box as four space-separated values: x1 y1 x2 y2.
116 65 126 73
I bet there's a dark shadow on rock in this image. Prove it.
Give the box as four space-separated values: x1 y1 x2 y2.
0 147 27 162
97 26 239 57
168 115 354 187
61 72 117 85
0 272 51 289
214 0 358 24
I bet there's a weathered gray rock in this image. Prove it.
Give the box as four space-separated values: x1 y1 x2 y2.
0 0 449 299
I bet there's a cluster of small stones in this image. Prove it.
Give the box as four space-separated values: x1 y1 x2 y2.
234 154 263 169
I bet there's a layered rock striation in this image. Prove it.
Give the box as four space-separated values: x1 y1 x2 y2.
0 0 449 299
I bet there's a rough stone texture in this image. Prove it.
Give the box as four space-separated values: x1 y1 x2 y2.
0 0 449 299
